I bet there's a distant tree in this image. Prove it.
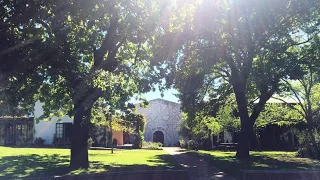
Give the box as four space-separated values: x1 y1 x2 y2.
255 103 303 129
281 35 320 158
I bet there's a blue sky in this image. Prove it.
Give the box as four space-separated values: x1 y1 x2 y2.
130 88 179 103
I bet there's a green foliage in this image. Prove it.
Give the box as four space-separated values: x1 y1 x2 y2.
255 103 304 129
142 141 163 150
214 98 241 132
87 137 94 150
0 0 166 125
126 113 146 148
179 112 216 144
282 38 320 159
16 137 33 147
127 113 146 133
179 139 186 148
178 114 192 139
178 95 241 144
187 140 198 150
0 0 169 167
152 0 320 155
297 131 320 159
34 137 45 147
0 101 30 117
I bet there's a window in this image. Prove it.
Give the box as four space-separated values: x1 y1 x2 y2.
56 123 64 138
0 118 33 145
55 123 72 139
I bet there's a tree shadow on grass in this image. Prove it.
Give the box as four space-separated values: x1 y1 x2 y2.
0 153 186 179
0 154 70 179
186 151 320 178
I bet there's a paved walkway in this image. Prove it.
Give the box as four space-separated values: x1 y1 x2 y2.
163 147 238 180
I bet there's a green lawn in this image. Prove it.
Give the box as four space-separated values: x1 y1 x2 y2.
191 150 320 178
0 146 178 179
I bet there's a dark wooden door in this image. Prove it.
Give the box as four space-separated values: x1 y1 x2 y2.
4 124 14 145
123 132 130 144
153 131 164 144
64 123 72 140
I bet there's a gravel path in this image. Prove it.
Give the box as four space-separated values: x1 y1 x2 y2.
163 147 238 180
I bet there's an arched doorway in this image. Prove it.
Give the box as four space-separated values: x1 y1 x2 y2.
153 131 164 144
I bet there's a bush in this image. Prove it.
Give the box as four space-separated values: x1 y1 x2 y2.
133 132 144 149
187 140 198 150
88 137 94 149
297 131 320 159
34 137 45 147
179 139 186 148
142 141 163 150
16 137 33 147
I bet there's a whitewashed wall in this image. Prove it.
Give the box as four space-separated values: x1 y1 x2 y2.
33 101 73 145
136 99 181 146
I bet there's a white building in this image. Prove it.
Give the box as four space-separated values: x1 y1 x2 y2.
33 99 183 147
34 101 73 145
136 99 182 146
0 99 183 147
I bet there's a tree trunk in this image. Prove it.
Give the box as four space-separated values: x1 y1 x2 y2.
70 104 91 169
307 123 320 159
232 79 252 158
236 119 253 158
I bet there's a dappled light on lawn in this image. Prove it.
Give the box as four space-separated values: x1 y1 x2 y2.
0 147 179 178
194 150 320 178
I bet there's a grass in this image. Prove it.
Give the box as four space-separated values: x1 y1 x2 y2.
0 146 179 179
189 150 320 178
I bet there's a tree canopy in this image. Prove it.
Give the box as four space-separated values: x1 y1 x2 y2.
1 0 320 165
0 0 167 168
152 0 320 157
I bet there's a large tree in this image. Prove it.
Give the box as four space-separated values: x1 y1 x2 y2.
0 0 166 168
152 0 319 157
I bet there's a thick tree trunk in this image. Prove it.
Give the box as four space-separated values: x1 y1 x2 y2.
236 118 253 158
70 104 91 169
307 123 320 159
232 79 253 158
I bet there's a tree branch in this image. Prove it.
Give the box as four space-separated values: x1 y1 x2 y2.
283 79 307 115
133 42 142 65
99 39 125 72
94 13 119 67
250 80 278 124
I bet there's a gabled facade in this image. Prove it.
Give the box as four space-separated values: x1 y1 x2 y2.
136 98 182 146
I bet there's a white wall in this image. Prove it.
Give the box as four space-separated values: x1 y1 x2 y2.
216 131 234 143
33 101 73 145
224 131 233 143
136 99 181 146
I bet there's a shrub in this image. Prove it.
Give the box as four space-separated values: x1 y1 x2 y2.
34 137 45 147
187 140 198 150
142 141 163 150
179 139 186 148
88 137 94 149
133 132 144 149
297 131 320 159
16 137 33 147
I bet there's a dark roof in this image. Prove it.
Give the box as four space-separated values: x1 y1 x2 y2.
0 117 33 121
